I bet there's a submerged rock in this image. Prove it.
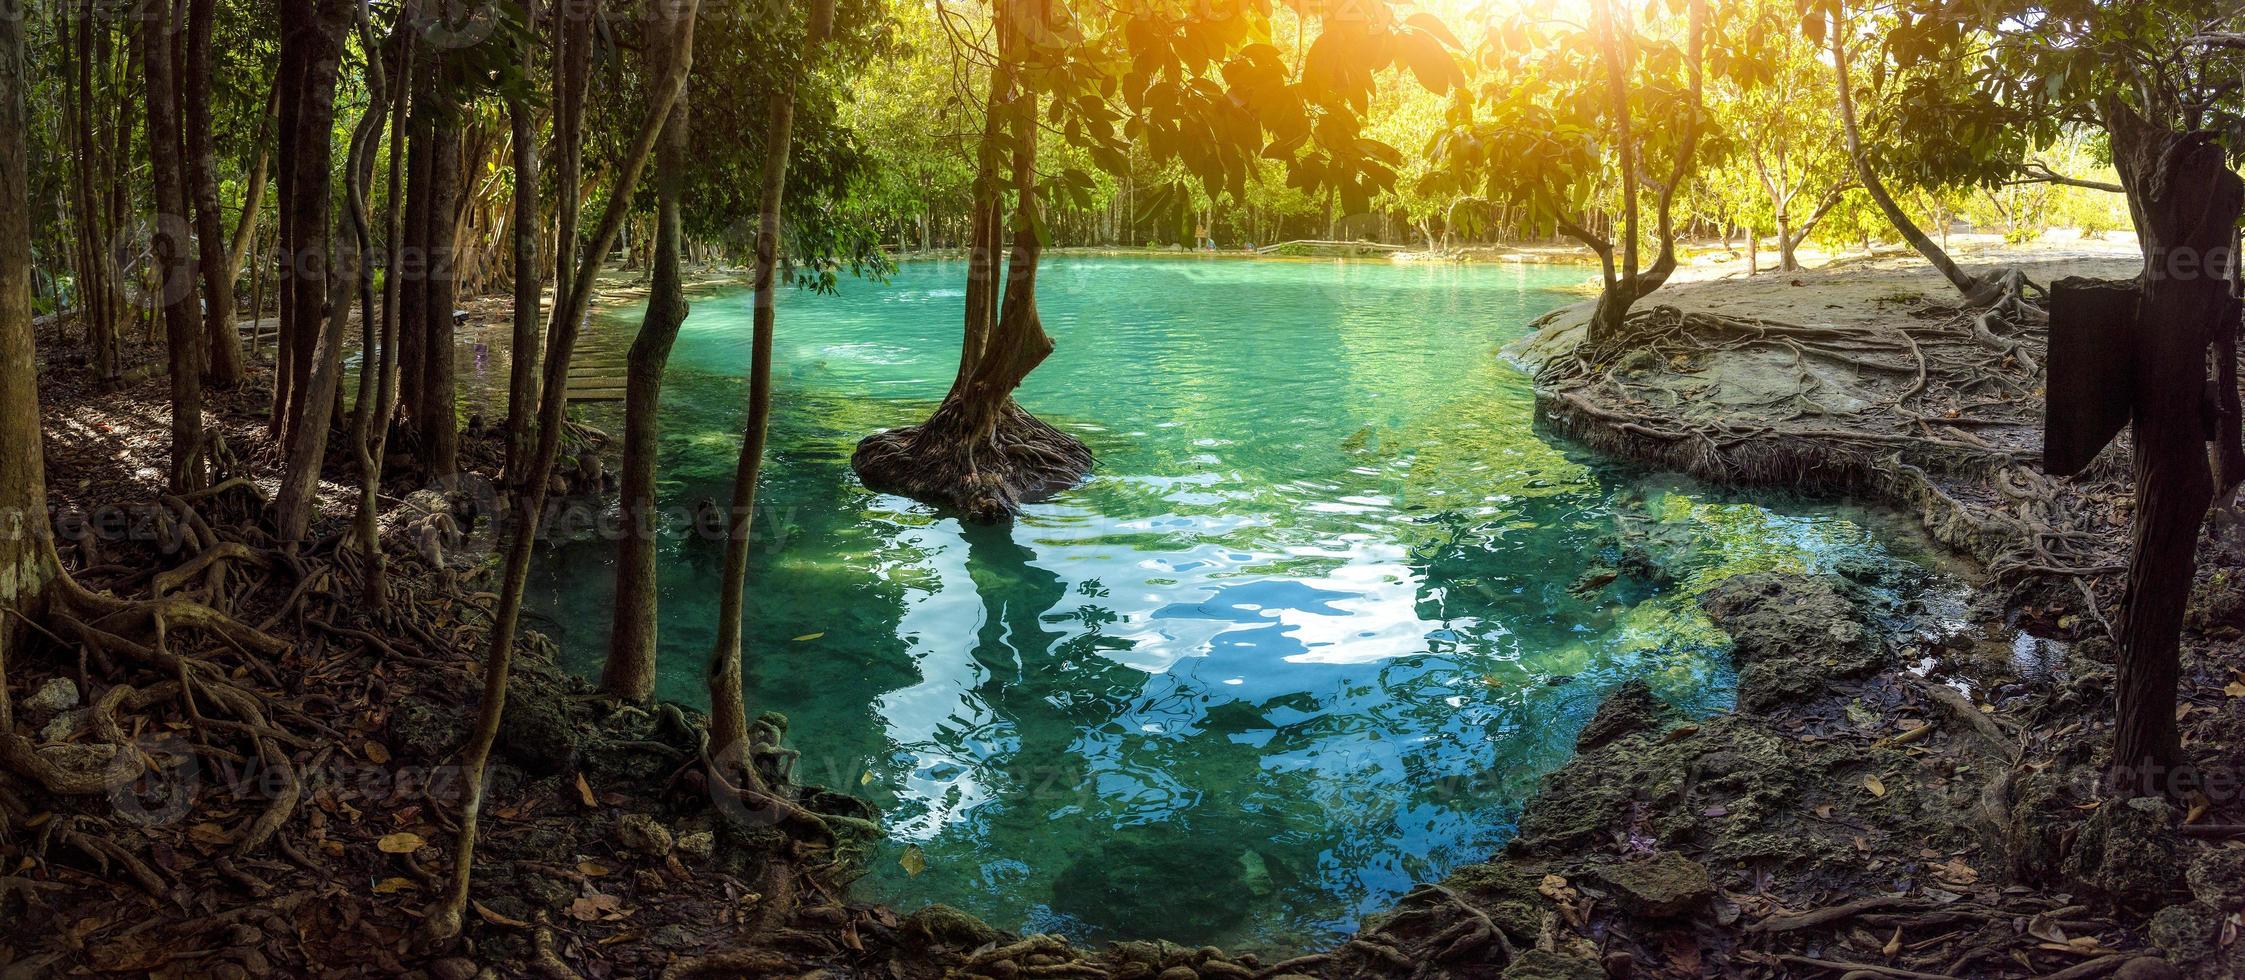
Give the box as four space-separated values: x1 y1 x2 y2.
1050 835 1254 943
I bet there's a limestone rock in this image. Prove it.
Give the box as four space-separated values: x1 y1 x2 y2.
2185 845 2245 909
1499 949 1604 980
2065 797 2185 907
1700 573 1883 711
903 904 1001 949
2146 904 2217 969
1575 680 1665 752
677 830 716 863
1593 851 1713 918
23 677 79 716
616 813 674 857
38 708 85 744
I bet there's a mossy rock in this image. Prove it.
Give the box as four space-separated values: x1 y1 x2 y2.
1699 573 1884 712
1575 679 1666 752
902 904 1003 949
2147 903 2221 966
2064 797 2186 908
495 679 581 776
1591 851 1713 918
1500 949 1603 980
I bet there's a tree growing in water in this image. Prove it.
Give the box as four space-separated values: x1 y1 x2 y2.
854 0 1455 520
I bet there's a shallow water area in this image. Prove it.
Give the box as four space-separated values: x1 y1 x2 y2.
511 256 1958 951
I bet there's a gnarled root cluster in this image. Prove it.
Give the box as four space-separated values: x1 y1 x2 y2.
853 398 1093 523
1538 299 2124 607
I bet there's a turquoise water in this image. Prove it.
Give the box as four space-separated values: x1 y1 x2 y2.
521 257 1941 950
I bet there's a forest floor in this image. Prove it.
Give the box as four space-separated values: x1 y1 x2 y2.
7 241 2243 980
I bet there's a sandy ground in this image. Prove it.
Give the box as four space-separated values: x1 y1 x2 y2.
1502 234 2144 370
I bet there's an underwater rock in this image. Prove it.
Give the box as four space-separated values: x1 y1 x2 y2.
1592 851 1713 918
2065 796 2185 908
1699 573 1884 712
1575 680 1666 752
1568 565 1619 597
1050 835 1254 943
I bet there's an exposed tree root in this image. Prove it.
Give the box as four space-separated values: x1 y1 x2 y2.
1539 303 2124 591
853 397 1093 522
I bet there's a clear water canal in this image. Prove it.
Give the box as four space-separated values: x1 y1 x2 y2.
516 256 1949 951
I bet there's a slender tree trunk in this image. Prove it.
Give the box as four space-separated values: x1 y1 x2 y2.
398 104 431 438
348 1 407 604
226 88 277 286
185 0 245 386
1828 5 1985 301
267 0 352 543
426 0 699 940
145 0 205 492
65 4 121 385
275 0 346 446
419 112 463 479
605 0 693 703
504 26 541 484
708 0 836 763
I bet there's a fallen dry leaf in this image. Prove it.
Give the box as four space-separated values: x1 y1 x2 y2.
376 832 425 854
1864 774 1887 798
473 900 530 929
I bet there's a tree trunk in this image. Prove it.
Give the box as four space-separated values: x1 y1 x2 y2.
0 3 64 729
708 0 835 769
418 109 463 479
145 1 206 493
849 7 1092 522
398 104 431 439
184 0 245 387
504 30 541 485
65 5 121 385
605 0 693 704
225 86 277 286
1828 5 1987 302
345 3 408 592
274 0 346 447
2096 104 2242 797
426 0 699 940
268 0 354 546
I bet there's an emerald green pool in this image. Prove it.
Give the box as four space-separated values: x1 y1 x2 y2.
522 257 1943 950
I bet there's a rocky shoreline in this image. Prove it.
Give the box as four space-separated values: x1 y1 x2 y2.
1364 256 2243 979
